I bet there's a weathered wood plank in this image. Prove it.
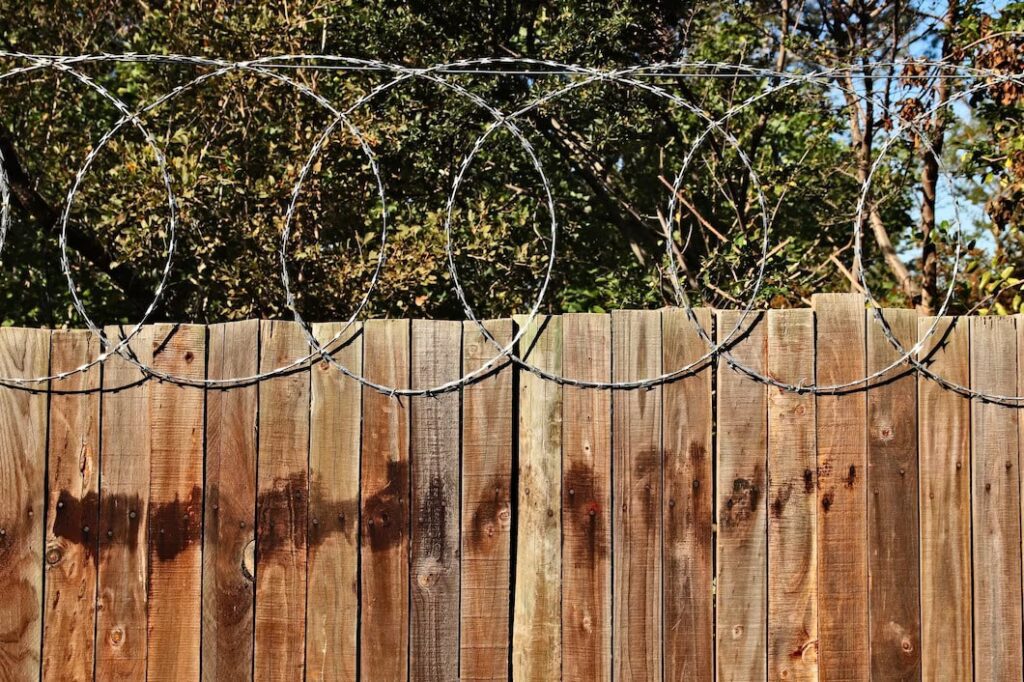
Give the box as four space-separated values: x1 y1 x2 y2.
42 331 100 682
147 323 206 681
715 310 767 682
970 315 1022 680
203 320 259 681
96 326 152 680
306 322 362 682
917 316 971 681
561 313 611 682
360 319 411 681
460 320 513 681
611 309 661 681
0 328 49 679
410 320 462 682
661 308 713 682
812 293 868 682
866 308 921 678
512 313 562 681
766 309 817 681
254 321 310 682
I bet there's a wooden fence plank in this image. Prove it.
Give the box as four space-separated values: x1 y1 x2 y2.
96 326 152 680
512 313 562 681
306 322 362 682
970 315 1022 680
612 309 661 681
360 319 411 682
917 317 971 681
147 324 206 681
661 308 713 682
42 331 100 681
460 320 513 681
203 320 259 681
812 293 868 682
766 309 817 681
0 328 49 679
254 321 310 682
866 308 921 678
715 310 767 682
411 320 462 681
561 313 611 682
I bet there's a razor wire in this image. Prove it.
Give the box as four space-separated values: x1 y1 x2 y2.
0 52 1022 401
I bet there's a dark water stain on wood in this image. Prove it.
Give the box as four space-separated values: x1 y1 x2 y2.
844 464 857 488
363 460 409 552
467 476 511 551
821 492 834 513
803 469 815 493
417 475 450 560
98 492 145 552
720 464 763 528
564 461 608 561
150 485 203 562
256 472 308 558
771 482 793 518
51 489 100 564
307 476 359 552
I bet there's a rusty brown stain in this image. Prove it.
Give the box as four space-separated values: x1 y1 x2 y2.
803 468 815 494
150 485 203 562
564 461 609 560
687 441 707 464
844 464 857 488
256 472 308 558
821 492 834 513
307 475 359 552
771 482 793 518
720 465 762 528
98 492 145 551
51 489 100 564
363 460 409 552
467 476 510 551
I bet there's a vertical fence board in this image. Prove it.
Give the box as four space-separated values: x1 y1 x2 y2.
715 310 767 682
512 314 562 681
0 328 49 679
562 313 612 682
612 309 661 681
147 324 206 681
203 320 259 681
661 308 713 681
307 322 362 682
460 320 513 680
96 326 152 680
866 309 921 678
917 317 971 681
812 293 868 681
360 319 411 681
970 315 1022 679
254 321 310 682
411 320 462 681
42 331 100 681
766 310 817 681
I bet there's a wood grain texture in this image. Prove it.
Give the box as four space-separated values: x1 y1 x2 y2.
512 314 562 681
42 331 100 682
410 320 461 682
766 309 817 681
970 315 1022 680
611 309 661 681
561 313 611 682
460 320 513 681
715 310 767 682
360 319 410 682
661 308 713 682
0 328 49 681
147 324 206 681
917 317 971 681
203 320 259 681
812 293 868 681
96 326 152 680
254 321 310 682
306 322 362 682
866 308 921 679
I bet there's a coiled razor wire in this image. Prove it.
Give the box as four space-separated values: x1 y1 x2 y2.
0 52 1023 401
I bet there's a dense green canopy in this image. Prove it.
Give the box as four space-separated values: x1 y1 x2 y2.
1 1 1022 326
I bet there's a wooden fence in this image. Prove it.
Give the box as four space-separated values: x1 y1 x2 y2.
0 293 1018 680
